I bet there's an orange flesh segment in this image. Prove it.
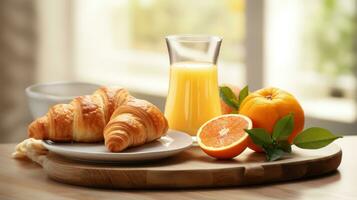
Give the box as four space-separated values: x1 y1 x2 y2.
200 116 249 148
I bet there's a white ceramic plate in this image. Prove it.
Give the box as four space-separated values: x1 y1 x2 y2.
42 130 192 162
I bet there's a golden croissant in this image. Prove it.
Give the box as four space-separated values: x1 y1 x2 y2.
104 98 168 152
28 86 168 152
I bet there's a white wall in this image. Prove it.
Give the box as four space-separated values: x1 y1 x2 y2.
35 0 73 82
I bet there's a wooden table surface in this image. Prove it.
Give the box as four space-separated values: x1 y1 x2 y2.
0 137 356 200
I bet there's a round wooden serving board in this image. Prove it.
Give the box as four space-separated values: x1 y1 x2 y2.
41 144 342 189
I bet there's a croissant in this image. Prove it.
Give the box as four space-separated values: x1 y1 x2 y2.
104 98 168 152
28 87 133 142
28 86 169 152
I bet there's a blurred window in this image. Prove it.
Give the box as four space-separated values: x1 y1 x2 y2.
73 0 246 96
265 0 357 122
72 0 357 125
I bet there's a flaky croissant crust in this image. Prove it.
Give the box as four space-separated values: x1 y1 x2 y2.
104 98 168 152
28 87 133 142
28 86 168 152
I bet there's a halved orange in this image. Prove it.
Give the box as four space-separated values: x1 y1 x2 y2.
197 114 252 159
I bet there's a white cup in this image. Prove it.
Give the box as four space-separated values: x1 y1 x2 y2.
25 81 101 119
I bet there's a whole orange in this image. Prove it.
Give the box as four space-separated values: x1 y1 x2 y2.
220 84 240 114
239 87 305 152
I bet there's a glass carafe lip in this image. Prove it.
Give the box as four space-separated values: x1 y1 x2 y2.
166 34 222 43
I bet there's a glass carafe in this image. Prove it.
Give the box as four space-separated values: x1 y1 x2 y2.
165 35 222 136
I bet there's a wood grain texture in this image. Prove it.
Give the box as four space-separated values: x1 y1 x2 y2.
39 143 342 189
1 137 357 200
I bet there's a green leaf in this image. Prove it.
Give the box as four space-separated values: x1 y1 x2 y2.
293 127 342 149
238 85 249 105
277 140 292 153
272 113 294 141
231 110 239 114
245 128 273 147
219 86 239 110
264 148 285 161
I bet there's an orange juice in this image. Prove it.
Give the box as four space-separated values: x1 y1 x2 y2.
165 61 222 136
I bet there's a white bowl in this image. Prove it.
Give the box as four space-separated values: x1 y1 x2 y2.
26 81 101 119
